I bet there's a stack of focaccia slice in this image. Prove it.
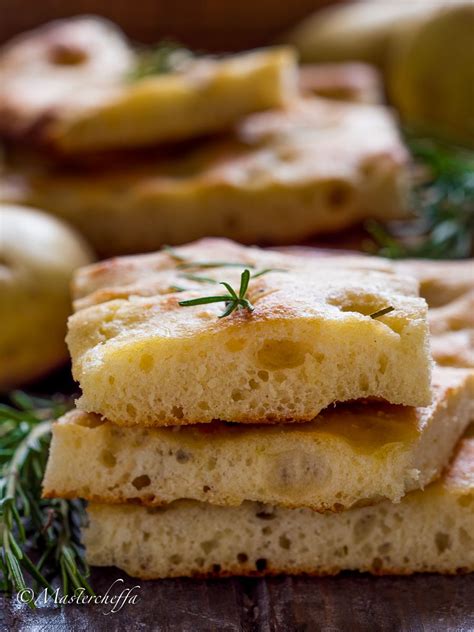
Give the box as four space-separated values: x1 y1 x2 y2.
43 239 474 578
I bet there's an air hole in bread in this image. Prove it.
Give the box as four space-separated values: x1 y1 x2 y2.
279 535 291 550
258 370 269 382
139 354 154 373
237 553 248 563
99 449 116 468
132 475 151 490
176 449 192 464
169 554 182 565
48 43 88 65
231 389 244 402
255 558 268 572
435 532 451 554
226 338 246 352
126 403 137 418
257 340 307 370
171 405 184 419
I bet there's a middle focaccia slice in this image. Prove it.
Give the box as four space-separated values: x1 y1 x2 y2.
42 367 474 512
67 239 432 426
1 97 409 257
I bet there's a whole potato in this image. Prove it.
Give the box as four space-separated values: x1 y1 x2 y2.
0 205 93 390
285 1 430 67
388 3 474 147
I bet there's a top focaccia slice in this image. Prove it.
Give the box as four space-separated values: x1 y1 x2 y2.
68 239 432 426
0 17 296 153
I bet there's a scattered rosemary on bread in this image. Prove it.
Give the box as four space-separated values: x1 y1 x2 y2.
0 393 92 607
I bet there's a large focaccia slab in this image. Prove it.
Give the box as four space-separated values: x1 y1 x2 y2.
43 368 474 511
68 239 432 425
1 97 409 257
84 428 474 578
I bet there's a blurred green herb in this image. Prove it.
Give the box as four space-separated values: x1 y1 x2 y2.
129 40 193 81
368 137 474 259
0 393 93 607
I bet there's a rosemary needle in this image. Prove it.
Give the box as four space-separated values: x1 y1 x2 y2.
369 306 395 319
179 268 254 318
0 395 93 606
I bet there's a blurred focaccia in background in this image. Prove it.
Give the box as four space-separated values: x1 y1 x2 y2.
299 62 383 104
286 0 474 147
0 16 297 154
0 205 93 390
1 98 409 257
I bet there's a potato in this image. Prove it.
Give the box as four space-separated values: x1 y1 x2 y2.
388 3 474 147
0 205 93 390
284 1 430 67
286 1 474 146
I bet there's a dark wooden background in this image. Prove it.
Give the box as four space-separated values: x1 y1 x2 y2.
0 0 340 49
2 567 474 631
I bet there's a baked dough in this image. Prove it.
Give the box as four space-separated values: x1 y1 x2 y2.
43 367 474 512
84 427 474 577
0 204 93 390
0 16 296 152
2 98 410 256
67 238 432 426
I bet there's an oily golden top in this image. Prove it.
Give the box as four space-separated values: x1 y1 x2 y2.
59 367 473 451
69 238 425 346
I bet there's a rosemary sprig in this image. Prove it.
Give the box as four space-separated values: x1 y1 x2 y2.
368 136 474 259
369 306 395 319
0 394 93 606
179 268 286 285
163 244 257 270
129 40 193 81
179 269 255 318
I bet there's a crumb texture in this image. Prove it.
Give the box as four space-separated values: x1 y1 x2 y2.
43 368 474 510
67 239 432 425
84 436 474 578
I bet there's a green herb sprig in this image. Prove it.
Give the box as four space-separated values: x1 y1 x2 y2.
129 41 193 81
0 394 93 607
368 136 474 259
179 268 255 318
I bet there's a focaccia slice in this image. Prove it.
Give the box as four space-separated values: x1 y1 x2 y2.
43 368 474 511
67 239 432 425
0 17 296 152
84 428 474 578
1 98 409 257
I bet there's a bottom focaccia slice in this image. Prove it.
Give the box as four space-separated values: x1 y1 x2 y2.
43 367 474 512
84 430 474 578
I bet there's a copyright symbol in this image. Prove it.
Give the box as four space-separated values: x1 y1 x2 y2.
17 588 35 605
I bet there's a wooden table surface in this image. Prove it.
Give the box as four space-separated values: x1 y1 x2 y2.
2 567 474 631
